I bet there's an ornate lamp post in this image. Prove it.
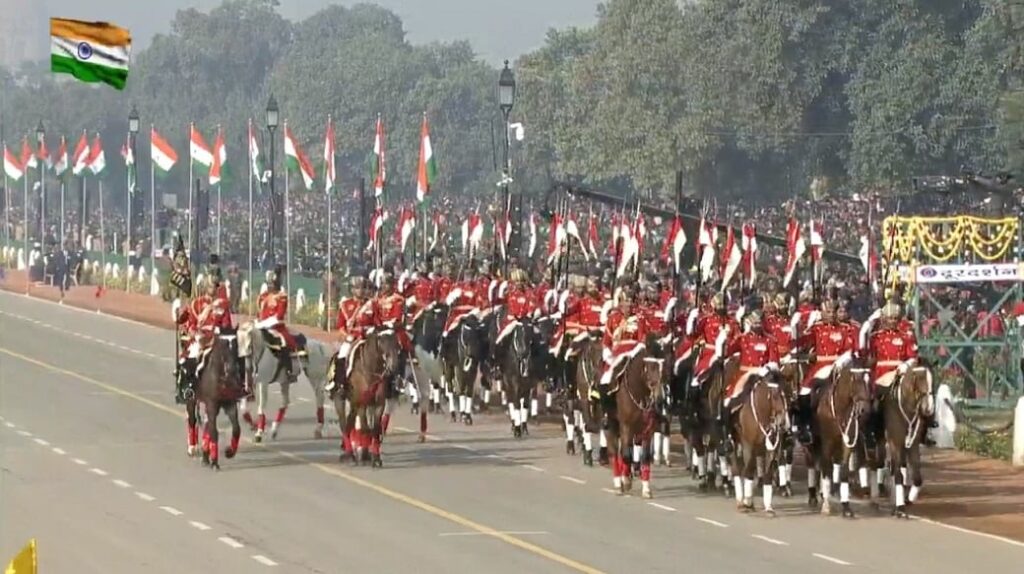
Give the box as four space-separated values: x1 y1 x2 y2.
498 60 518 258
265 94 279 266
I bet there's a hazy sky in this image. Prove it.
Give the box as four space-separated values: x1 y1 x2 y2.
28 0 601 63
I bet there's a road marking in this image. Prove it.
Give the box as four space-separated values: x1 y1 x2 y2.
522 464 545 473
112 479 132 488
916 517 1024 549
135 492 156 502
812 553 852 566
52 447 66 455
0 345 609 574
695 517 729 528
16 429 31 436
218 536 245 549
160 506 184 516
600 488 618 495
559 476 587 485
89 467 108 476
752 534 788 546
648 503 676 512
189 521 212 531
252 555 278 566
451 443 476 452
439 531 549 537
72 458 88 465
33 437 49 446
3 422 14 428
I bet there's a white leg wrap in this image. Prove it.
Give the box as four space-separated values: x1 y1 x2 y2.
661 435 671 462
743 478 754 500
582 432 593 451
808 468 818 489
909 485 920 503
896 484 906 507
431 387 440 403
720 458 730 478
531 398 539 417
599 430 607 448
733 476 744 503
511 407 520 427
902 466 910 486
483 389 491 404
763 484 774 510
832 463 840 483
613 476 622 489
859 467 869 488
409 383 419 402
501 391 507 405
448 394 456 413
696 455 707 477
565 423 575 442
574 410 584 428
519 407 529 425
821 477 832 501
632 445 642 464
508 402 516 421
870 472 880 500
653 432 664 461
840 482 850 503
546 393 553 409
778 464 789 487
877 467 887 485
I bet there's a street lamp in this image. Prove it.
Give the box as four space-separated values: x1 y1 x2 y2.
265 95 279 266
35 121 44 245
497 61 519 262
128 106 140 134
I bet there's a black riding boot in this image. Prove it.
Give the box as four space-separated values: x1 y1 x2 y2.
797 395 813 445
174 364 186 404
718 407 733 456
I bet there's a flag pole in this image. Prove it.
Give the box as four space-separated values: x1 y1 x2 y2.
22 169 28 290
60 177 65 249
3 146 9 246
187 123 194 263
80 171 87 248
283 121 291 323
99 177 106 296
247 118 254 317
150 126 156 277
325 114 333 332
126 137 132 292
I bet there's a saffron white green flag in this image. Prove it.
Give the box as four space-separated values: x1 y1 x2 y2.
284 123 315 190
50 18 131 90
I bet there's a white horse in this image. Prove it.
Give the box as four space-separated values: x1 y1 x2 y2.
237 322 332 441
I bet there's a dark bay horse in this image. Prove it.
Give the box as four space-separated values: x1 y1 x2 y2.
189 332 247 470
605 346 666 498
688 354 732 493
493 317 536 438
728 372 789 515
882 366 933 518
777 357 808 496
332 329 403 467
440 315 487 425
807 359 871 517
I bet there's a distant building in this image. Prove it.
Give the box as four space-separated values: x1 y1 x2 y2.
0 0 47 70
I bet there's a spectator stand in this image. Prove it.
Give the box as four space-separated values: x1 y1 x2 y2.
885 215 1023 406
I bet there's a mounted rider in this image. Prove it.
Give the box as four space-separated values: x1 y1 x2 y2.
794 299 856 443
377 272 412 350
495 268 537 348
550 274 587 359
763 293 795 360
442 265 485 337
173 270 235 403
719 310 781 448
599 285 650 399
325 277 380 396
255 264 307 382
685 293 740 386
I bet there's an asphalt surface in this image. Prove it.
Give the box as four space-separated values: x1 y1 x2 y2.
1 290 1022 573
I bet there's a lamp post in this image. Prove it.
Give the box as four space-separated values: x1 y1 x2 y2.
35 121 45 246
266 94 279 267
127 105 139 288
498 60 517 260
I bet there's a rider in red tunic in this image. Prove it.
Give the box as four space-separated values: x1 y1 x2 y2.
326 277 380 395
551 276 586 359
794 299 856 443
763 293 794 359
442 267 485 336
174 272 234 403
495 269 537 345
719 311 780 450
600 287 650 394
377 273 412 352
687 294 740 384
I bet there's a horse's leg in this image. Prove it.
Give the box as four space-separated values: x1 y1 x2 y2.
519 390 530 436
311 374 325 439
507 392 519 437
839 447 855 518
185 401 199 457
370 405 384 468
621 427 634 493
206 402 221 470
254 380 268 442
640 432 653 499
224 401 242 459
334 396 352 463
805 445 820 509
581 409 595 467
240 392 256 432
271 381 291 440
607 418 624 494
762 449 777 516
741 441 758 512
819 447 834 516
562 398 576 455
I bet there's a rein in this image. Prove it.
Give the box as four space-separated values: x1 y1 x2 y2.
895 374 924 449
749 380 781 452
829 374 860 449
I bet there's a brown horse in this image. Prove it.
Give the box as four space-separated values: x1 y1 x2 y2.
882 366 933 517
568 338 604 466
604 346 666 498
776 358 808 496
728 371 789 515
688 355 732 494
331 329 403 467
806 359 871 517
191 333 247 470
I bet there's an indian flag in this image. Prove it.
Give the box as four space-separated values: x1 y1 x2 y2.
3 144 23 181
284 123 315 190
370 114 386 198
88 134 106 175
189 124 213 171
53 137 69 176
323 116 336 194
151 127 177 173
50 18 131 90
209 127 226 186
416 113 437 203
71 131 90 176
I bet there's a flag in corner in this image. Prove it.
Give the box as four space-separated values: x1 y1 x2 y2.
150 127 177 173
53 136 69 177
416 112 437 202
3 144 24 181
284 123 315 191
324 115 336 194
370 114 386 198
71 131 90 176
4 538 37 574
50 18 131 90
88 134 106 175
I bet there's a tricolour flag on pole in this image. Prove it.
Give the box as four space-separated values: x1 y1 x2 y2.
209 127 226 186
324 116 336 194
4 538 37 574
88 134 106 175
37 136 51 169
71 131 89 175
284 124 315 190
50 18 131 90
371 114 386 198
189 124 213 171
20 139 37 170
53 136 69 176
3 144 24 181
150 127 177 173
248 120 264 185
416 113 437 202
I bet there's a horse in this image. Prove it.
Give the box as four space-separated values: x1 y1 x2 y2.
604 346 666 499
688 353 731 493
190 332 247 470
806 358 872 518
647 333 676 467
410 303 446 417
776 356 808 497
727 371 789 515
440 314 487 424
882 365 933 518
568 338 604 466
236 321 332 442
332 329 404 466
493 317 537 438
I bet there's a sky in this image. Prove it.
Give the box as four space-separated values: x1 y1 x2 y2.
14 0 601 64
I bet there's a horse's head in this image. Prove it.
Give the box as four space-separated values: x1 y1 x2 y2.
835 360 871 421
758 371 790 430
510 319 534 378
778 360 803 402
641 351 667 400
900 367 934 418
370 329 403 378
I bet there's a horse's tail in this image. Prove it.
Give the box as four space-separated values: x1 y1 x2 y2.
237 322 254 358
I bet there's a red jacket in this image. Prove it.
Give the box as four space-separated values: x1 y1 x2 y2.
336 296 379 339
725 331 780 369
603 309 649 349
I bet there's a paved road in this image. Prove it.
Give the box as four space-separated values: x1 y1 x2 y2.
1 290 1022 573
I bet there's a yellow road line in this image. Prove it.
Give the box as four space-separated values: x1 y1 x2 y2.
0 346 605 574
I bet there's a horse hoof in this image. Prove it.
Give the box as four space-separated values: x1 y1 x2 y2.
465 415 473 426
744 503 755 513
253 434 263 444
211 461 220 471
842 504 855 519
642 490 653 499
450 413 457 423
566 441 575 456
187 445 197 457
522 424 529 436
372 457 383 469
783 485 793 498
314 428 323 440
225 448 237 459
821 505 831 516
583 451 594 467
765 509 776 518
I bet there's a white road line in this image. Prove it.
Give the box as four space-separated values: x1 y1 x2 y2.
112 479 132 488
916 517 1024 549
72 458 88 465
16 429 31 436
51 447 66 455
559 475 586 485
189 521 212 531
752 534 788 546
135 492 156 502
695 517 729 528
648 503 676 512
600 488 618 495
218 536 245 549
486 454 504 460
3 422 14 428
438 531 549 537
159 506 184 516
451 443 476 452
251 555 278 567
89 467 108 476
812 553 852 566
522 464 545 473
33 437 50 446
